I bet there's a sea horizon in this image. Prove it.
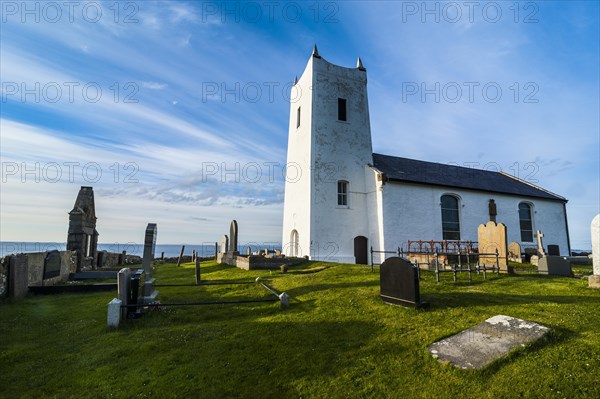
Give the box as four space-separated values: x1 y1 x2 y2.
0 241 284 259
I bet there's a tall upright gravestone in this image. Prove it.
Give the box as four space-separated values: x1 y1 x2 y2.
589 214 600 289
142 223 158 303
477 221 508 272
230 220 239 254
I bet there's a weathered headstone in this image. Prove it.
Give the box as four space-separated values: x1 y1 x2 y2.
142 223 157 276
161 251 164 260
43 250 62 279
67 186 99 271
380 257 428 308
107 298 122 328
589 214 600 288
141 223 158 303
176 245 185 267
8 254 28 299
538 256 572 277
427 315 549 369
220 235 229 254
195 258 201 285
508 242 522 263
247 247 251 256
530 255 539 266
477 221 508 272
547 245 560 256
230 220 238 253
214 242 218 258
536 230 546 256
192 249 196 263
117 268 132 319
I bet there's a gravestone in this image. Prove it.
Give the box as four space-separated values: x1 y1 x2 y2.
477 221 508 272
8 254 29 299
590 214 600 288
530 255 539 267
427 315 549 369
536 230 546 256
43 250 62 279
192 249 196 263
117 268 132 319
220 235 229 254
107 298 122 328
176 245 185 267
141 223 158 304
247 247 251 256
214 242 218 258
380 257 428 308
547 245 560 256
229 220 238 253
538 256 572 277
508 242 522 263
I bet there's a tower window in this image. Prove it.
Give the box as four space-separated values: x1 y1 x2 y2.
338 98 347 121
519 203 533 242
337 180 348 206
296 106 301 128
441 194 460 240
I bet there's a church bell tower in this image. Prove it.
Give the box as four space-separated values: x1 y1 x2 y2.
281 46 374 263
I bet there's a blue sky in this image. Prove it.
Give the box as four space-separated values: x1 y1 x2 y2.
1 1 598 249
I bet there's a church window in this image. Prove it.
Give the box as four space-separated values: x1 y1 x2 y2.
337 180 348 206
290 229 299 256
441 195 460 240
297 106 301 128
519 203 533 242
338 98 347 121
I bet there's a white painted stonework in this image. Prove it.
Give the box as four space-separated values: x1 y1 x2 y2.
281 50 571 264
592 214 600 275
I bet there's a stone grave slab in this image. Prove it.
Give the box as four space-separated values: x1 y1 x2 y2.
380 257 428 308
427 315 549 369
538 256 572 277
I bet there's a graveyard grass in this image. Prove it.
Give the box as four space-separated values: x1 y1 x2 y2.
1 261 599 399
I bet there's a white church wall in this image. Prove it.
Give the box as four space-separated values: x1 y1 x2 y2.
381 182 569 255
365 166 385 264
281 57 314 257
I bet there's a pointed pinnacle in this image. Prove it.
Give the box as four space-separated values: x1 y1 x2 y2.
312 44 321 58
357 57 365 71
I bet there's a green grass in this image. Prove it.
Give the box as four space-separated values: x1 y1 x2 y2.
1 260 599 398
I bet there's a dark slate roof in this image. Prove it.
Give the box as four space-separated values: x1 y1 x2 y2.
372 153 566 202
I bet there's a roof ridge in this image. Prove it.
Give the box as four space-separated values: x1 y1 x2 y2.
499 171 567 201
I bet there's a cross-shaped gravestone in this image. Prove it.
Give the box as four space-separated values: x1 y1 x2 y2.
536 230 545 256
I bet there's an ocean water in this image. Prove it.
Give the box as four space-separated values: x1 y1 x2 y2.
0 242 282 258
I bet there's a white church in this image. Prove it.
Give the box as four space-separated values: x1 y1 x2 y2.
281 47 571 264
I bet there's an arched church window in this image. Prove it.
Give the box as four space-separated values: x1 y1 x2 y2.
519 203 534 242
337 180 348 206
290 229 299 256
441 195 460 240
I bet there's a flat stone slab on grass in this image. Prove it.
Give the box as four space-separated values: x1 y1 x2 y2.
427 315 549 369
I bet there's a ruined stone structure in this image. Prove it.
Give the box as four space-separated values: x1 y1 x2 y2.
67 186 99 271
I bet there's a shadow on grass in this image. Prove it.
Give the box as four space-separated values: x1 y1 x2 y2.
422 291 600 309
285 280 379 297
